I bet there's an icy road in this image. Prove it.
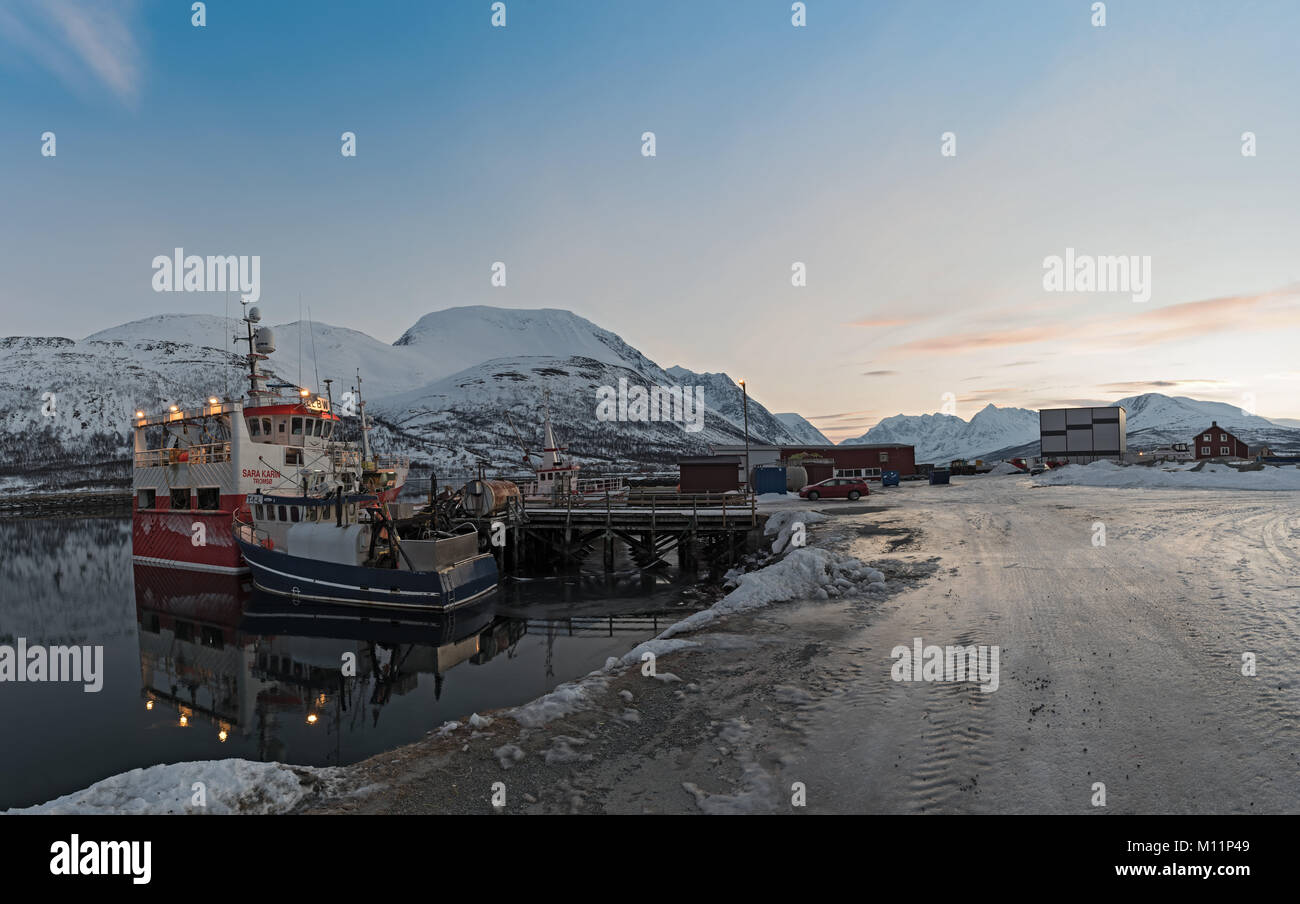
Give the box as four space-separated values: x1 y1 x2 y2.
309 476 1300 815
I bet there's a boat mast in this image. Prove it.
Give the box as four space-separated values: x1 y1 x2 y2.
541 389 563 470
356 368 372 461
238 302 269 403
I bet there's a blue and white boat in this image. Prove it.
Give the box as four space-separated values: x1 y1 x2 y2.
232 490 498 617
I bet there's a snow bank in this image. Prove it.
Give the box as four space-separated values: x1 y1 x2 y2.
986 461 1023 476
764 509 829 536
659 547 885 639
6 759 338 815
1034 459 1300 491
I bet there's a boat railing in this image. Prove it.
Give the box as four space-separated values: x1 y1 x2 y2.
366 455 410 472
134 442 233 468
576 476 626 494
231 511 270 546
330 448 361 470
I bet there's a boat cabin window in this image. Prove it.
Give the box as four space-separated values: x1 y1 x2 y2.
254 504 265 520
292 417 303 437
138 489 156 509
170 488 191 510
286 448 303 465
290 506 300 523
262 418 272 436
278 505 287 521
196 487 221 510
247 418 261 437
277 419 286 437
323 420 334 438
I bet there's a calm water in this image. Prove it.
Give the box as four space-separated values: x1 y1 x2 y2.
0 518 703 810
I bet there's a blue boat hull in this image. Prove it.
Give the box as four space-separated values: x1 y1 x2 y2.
235 536 499 616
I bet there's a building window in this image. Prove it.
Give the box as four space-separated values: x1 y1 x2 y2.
879 452 889 463
1220 446 1229 455
170 488 191 510
1201 447 1210 455
138 488 156 509
1203 434 1211 441
1220 434 1227 442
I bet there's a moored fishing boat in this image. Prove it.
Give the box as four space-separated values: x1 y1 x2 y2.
232 490 498 617
131 303 408 573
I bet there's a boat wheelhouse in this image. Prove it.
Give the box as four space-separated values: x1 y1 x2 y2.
132 305 408 573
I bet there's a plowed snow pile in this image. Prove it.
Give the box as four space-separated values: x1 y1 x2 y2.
1034 459 1300 490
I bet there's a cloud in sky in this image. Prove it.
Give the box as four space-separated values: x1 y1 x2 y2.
881 286 1300 358
0 0 142 105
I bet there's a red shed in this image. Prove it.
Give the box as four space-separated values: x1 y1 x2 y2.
678 456 742 493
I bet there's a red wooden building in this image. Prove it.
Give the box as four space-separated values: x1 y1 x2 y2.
1193 422 1249 460
701 443 917 488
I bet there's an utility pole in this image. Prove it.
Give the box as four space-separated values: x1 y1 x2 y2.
739 378 751 495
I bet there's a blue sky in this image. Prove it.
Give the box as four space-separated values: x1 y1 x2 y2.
2 0 1298 440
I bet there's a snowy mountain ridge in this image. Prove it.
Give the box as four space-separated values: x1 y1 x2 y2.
849 393 1300 463
0 306 810 480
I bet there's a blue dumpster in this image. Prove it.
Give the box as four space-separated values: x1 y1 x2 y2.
881 470 900 487
929 469 950 485
751 465 788 496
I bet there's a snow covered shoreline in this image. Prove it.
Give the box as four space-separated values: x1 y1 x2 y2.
7 507 880 815
1034 459 1300 491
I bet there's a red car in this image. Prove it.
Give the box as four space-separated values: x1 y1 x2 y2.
798 477 870 501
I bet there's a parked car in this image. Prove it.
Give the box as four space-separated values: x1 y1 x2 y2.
798 477 870 501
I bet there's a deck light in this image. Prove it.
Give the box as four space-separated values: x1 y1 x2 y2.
135 410 145 418
300 388 310 397
169 405 178 412
208 397 219 405
218 730 228 743
179 715 188 727
306 713 318 725
145 700 153 711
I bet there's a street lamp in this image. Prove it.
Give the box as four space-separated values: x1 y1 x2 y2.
738 378 750 495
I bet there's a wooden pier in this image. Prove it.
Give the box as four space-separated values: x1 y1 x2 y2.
479 491 767 574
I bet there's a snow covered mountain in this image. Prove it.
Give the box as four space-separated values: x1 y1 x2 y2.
775 412 831 445
849 394 1300 463
0 307 808 483
846 403 1040 463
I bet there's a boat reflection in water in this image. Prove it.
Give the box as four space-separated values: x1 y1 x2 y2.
133 564 517 763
